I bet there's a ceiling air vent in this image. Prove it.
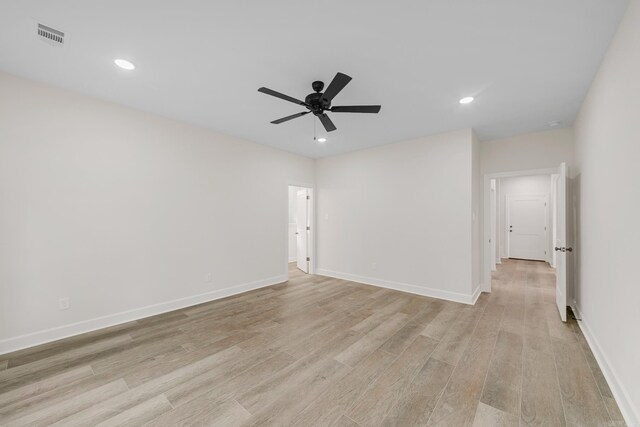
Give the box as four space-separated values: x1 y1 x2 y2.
37 23 65 45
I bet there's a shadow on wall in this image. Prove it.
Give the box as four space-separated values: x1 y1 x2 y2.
571 173 581 310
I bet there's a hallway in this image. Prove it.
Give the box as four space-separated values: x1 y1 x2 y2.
488 259 625 426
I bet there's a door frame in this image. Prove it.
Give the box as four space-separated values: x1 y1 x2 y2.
550 174 560 268
482 167 558 292
489 179 497 272
505 193 549 261
287 182 315 278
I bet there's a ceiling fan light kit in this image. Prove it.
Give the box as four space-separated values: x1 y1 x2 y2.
258 72 381 133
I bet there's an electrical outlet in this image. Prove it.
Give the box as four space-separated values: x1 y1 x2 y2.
205 273 213 283
58 297 70 310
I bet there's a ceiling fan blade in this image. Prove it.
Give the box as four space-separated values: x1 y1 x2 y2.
318 113 337 132
270 111 310 124
321 72 352 102
330 105 381 113
258 87 308 107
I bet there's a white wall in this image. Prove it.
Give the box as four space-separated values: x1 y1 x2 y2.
471 131 482 294
0 71 315 353
497 175 552 260
288 186 297 223
490 179 498 268
481 127 574 175
316 129 479 303
288 186 299 262
573 1 640 424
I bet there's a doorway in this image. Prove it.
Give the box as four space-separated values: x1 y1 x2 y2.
483 164 571 322
484 167 558 291
491 174 554 265
287 185 314 278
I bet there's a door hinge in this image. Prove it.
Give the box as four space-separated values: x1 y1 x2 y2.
306 195 310 200
306 257 310 262
306 226 310 231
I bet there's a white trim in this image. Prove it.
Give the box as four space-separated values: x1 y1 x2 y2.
490 179 497 273
0 274 286 355
572 301 639 426
487 167 559 180
550 174 560 268
471 285 482 305
317 269 479 305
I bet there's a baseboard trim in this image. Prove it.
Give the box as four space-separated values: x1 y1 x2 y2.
572 301 639 426
316 269 478 305
288 257 296 263
0 274 287 355
471 285 482 304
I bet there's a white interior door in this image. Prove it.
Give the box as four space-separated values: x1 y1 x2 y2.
555 163 568 322
296 189 309 273
507 195 547 261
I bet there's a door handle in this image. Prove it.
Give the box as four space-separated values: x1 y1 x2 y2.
555 247 573 252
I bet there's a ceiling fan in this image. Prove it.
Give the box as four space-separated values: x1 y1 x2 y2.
258 72 381 132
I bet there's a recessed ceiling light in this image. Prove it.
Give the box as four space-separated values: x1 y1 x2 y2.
459 96 474 104
317 137 327 143
114 59 135 70
549 120 562 127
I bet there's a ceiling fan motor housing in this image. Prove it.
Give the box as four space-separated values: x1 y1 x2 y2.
305 91 331 115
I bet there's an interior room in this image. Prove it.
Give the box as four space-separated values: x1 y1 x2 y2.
1 1 638 426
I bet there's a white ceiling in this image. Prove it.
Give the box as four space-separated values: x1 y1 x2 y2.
0 0 629 158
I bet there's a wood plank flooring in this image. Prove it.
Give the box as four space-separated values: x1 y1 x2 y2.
0 260 626 426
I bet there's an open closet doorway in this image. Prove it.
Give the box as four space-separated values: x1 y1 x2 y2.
287 185 314 278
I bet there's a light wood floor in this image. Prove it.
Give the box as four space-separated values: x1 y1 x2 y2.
0 260 626 426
